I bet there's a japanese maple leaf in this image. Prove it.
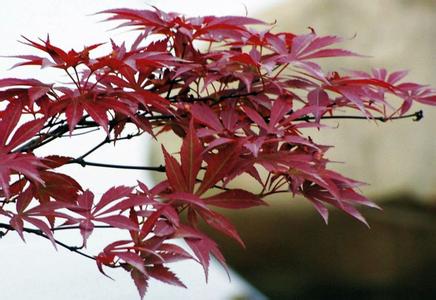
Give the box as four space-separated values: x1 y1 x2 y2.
6 187 72 247
0 78 53 107
48 87 135 134
97 237 190 299
0 102 45 198
16 36 103 69
66 187 156 247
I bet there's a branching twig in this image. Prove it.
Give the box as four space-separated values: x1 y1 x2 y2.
76 137 111 161
0 223 95 261
294 110 424 122
70 159 167 172
52 225 114 231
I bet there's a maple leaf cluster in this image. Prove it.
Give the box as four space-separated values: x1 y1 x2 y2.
0 7 435 298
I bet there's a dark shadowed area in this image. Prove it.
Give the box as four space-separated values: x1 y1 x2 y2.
209 194 436 299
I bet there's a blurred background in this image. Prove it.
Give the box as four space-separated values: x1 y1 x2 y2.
1 1 435 299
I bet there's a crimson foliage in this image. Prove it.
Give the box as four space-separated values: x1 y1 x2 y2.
0 7 435 298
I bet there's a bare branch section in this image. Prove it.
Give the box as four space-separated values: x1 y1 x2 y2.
71 159 166 172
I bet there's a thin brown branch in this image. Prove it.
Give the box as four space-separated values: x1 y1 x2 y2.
52 225 113 231
294 110 424 122
0 223 95 261
70 158 167 172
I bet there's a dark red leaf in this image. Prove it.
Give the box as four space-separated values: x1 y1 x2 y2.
180 120 203 192
40 155 73 169
269 96 293 129
96 215 137 230
307 88 329 122
190 104 223 132
7 118 45 151
139 208 163 240
153 243 194 264
24 216 57 249
242 105 268 130
198 209 245 247
147 265 186 288
36 171 82 203
230 53 258 67
197 144 240 195
179 225 227 282
9 215 25 241
164 192 209 210
205 189 267 209
80 219 94 247
131 268 148 300
162 146 187 192
0 153 44 198
0 101 22 147
117 251 146 275
93 186 134 214
65 99 84 133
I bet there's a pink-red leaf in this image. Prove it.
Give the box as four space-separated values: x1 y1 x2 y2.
117 251 146 275
131 269 148 300
0 101 21 147
162 146 187 192
164 192 209 210
269 96 293 129
79 219 94 247
243 105 268 130
7 118 45 151
307 88 329 122
180 225 226 282
9 215 25 241
96 215 137 230
300 48 361 60
24 216 57 249
180 120 203 192
197 144 240 195
65 99 84 133
190 104 223 132
198 209 245 247
93 186 134 214
205 189 267 209
147 265 186 288
139 208 163 239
